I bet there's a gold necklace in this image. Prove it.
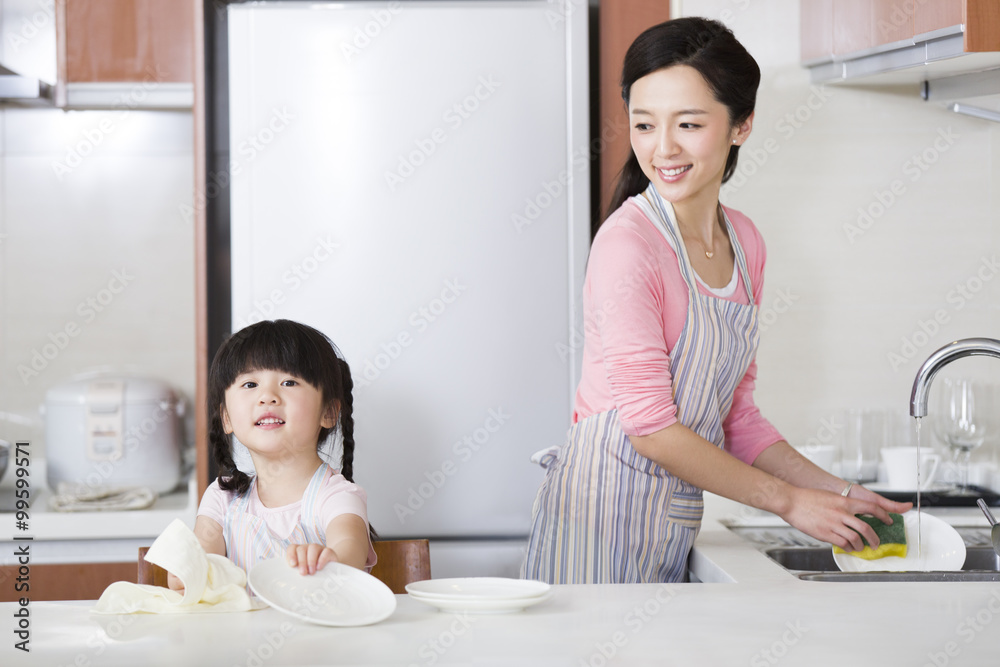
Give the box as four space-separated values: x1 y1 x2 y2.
701 206 726 259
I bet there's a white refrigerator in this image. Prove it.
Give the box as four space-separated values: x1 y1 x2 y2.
227 0 589 576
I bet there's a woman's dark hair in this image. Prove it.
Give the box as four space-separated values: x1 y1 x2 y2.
208 320 372 534
606 17 761 220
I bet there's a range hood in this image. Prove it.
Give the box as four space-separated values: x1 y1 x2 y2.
0 61 52 104
804 25 1000 123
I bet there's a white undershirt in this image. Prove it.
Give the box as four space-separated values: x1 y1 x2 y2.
694 257 738 298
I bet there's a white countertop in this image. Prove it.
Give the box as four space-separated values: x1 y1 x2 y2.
4 494 1000 665
6 577 1000 665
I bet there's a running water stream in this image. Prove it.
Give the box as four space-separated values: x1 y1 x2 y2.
914 417 923 558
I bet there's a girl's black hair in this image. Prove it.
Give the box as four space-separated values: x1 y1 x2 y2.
606 17 761 221
208 319 376 539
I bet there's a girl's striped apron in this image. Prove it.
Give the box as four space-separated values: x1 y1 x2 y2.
224 462 331 578
521 184 761 583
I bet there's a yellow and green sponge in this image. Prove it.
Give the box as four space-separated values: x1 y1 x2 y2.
833 512 907 560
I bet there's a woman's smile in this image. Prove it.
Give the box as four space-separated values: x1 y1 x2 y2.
656 164 693 181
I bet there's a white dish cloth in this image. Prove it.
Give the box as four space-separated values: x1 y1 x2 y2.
50 483 156 512
92 518 268 614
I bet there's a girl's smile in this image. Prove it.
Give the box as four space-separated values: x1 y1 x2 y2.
254 412 285 429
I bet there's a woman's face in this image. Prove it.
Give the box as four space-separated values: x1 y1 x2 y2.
628 65 752 209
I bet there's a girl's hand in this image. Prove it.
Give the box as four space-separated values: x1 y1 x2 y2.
286 543 340 575
166 571 185 592
778 486 912 552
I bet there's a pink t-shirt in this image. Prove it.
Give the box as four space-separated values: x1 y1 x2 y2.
573 197 783 465
198 467 376 569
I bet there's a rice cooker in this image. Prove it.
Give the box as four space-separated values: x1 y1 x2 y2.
44 376 184 494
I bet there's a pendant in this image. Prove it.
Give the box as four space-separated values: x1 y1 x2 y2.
705 251 714 259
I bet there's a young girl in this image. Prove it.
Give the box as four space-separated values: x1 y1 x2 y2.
169 319 376 590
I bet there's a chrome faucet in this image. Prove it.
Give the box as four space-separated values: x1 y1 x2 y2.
910 338 1000 417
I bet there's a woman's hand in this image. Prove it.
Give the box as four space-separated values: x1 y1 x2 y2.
779 486 912 552
286 543 340 575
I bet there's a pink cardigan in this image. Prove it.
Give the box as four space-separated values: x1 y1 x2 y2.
573 198 783 465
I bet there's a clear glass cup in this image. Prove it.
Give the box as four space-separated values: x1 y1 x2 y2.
839 409 887 484
933 378 989 493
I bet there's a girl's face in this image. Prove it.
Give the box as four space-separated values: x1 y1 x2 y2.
221 369 335 462
628 65 752 210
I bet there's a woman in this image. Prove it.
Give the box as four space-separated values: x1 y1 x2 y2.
521 17 909 584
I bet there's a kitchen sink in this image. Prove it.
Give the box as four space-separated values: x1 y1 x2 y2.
765 545 1000 582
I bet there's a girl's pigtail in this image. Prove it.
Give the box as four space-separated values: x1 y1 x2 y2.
336 357 377 540
337 357 356 483
211 413 251 495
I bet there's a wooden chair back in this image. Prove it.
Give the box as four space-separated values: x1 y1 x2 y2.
138 538 430 594
370 539 432 593
137 547 168 587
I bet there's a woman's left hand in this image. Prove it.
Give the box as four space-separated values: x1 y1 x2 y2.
847 483 913 517
286 542 340 575
779 486 912 552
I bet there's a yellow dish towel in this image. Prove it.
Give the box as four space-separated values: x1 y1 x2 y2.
92 518 268 614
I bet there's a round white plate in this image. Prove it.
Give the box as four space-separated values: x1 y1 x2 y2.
833 512 966 573
408 590 552 614
405 577 550 602
865 482 950 494
248 558 396 626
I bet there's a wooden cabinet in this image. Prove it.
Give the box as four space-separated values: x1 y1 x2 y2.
61 0 193 83
801 0 1000 62
54 0 194 108
800 0 834 62
0 561 136 602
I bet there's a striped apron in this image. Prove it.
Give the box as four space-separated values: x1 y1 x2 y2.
224 462 330 578
521 184 760 583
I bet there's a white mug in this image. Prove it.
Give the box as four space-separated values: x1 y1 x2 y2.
881 446 940 490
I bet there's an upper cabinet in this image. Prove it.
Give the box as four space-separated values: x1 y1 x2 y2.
801 0 1000 84
55 0 194 108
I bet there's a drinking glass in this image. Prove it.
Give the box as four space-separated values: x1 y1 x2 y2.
933 378 990 492
839 409 886 483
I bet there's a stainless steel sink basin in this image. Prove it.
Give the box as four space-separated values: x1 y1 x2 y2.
765 545 1000 581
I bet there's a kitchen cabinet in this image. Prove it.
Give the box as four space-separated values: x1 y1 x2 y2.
0 562 136 602
54 0 194 108
801 0 1000 63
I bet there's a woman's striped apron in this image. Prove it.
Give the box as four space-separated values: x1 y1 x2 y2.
521 184 761 583
224 462 331 577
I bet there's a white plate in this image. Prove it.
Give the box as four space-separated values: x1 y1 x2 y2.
865 482 950 494
405 577 550 601
248 558 396 626
833 512 966 572
408 590 552 614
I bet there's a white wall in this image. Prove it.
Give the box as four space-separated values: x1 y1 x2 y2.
680 1 1000 465
0 107 196 462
